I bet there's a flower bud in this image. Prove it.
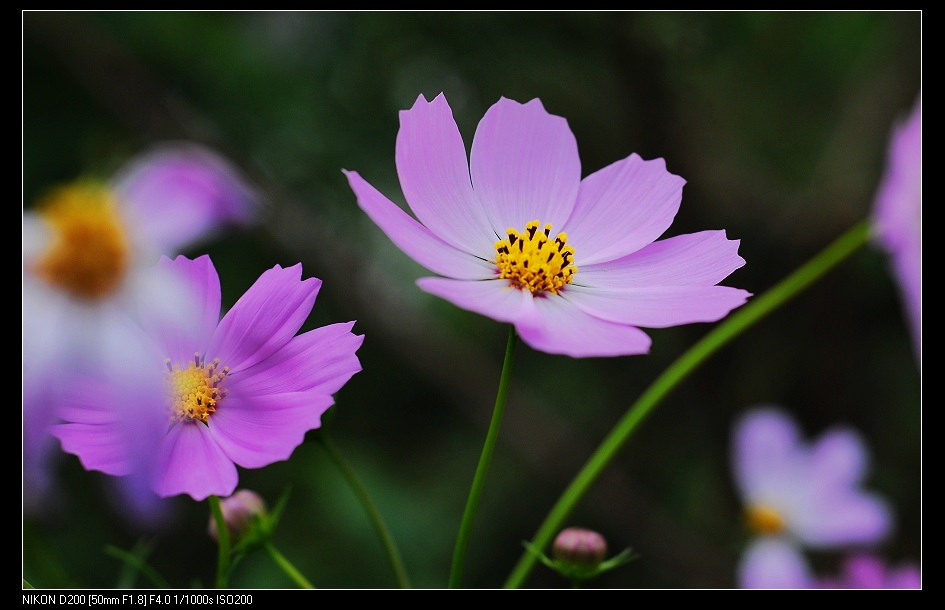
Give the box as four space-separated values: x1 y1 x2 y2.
552 527 608 569
208 489 267 543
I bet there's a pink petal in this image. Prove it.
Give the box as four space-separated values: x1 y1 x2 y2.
210 392 334 469
419 277 654 357
344 170 495 279
53 422 132 477
791 429 893 547
395 93 496 255
24 289 70 501
137 255 222 365
515 293 653 357
416 276 532 326
809 428 869 488
562 284 750 328
208 264 320 372
837 555 889 588
738 538 815 589
577 231 746 287
230 322 364 396
872 98 921 362
564 154 686 265
112 143 257 254
53 365 167 480
470 97 580 232
793 491 892 548
152 423 238 500
732 407 801 501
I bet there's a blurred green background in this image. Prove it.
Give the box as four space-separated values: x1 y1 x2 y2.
23 11 921 589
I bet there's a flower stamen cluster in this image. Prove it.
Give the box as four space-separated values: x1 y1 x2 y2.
494 220 576 294
744 504 785 535
165 353 230 425
35 183 130 300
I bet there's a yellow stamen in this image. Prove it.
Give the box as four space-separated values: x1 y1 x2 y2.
34 182 131 300
165 353 230 425
744 504 786 535
494 220 577 294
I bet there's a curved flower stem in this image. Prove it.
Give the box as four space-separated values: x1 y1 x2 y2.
208 495 231 589
264 542 315 589
449 325 518 589
319 433 411 588
503 220 871 589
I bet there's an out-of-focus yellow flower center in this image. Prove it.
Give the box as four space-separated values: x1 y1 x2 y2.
745 504 786 535
34 183 131 300
494 220 577 294
165 353 230 425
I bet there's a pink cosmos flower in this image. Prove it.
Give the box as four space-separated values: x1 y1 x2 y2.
23 144 259 512
732 407 893 588
872 97 921 363
52 255 364 501
344 93 750 357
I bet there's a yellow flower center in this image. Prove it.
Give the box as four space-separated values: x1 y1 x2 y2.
494 220 577 294
744 504 786 535
34 182 131 300
165 353 230 425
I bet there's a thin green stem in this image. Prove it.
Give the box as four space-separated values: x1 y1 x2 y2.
504 220 871 589
264 543 315 589
320 434 411 588
449 325 518 588
208 495 231 589
105 542 170 589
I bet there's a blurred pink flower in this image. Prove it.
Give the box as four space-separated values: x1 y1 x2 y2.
345 93 749 357
872 97 921 363
23 144 258 512
732 407 893 588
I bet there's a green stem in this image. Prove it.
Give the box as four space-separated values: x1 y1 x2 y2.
208 495 230 589
503 220 871 589
105 542 170 589
320 434 411 588
264 542 315 589
449 325 518 588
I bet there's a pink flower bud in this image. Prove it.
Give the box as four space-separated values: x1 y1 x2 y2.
208 490 267 543
553 527 608 568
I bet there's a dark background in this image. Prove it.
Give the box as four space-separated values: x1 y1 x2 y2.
23 11 921 589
